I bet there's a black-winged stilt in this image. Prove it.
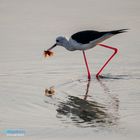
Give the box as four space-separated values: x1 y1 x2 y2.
44 29 128 80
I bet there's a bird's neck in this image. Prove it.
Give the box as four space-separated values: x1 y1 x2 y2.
62 39 71 50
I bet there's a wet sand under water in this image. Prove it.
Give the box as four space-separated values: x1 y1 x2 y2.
0 0 140 140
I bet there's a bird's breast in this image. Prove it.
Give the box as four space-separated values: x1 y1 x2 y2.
69 38 97 51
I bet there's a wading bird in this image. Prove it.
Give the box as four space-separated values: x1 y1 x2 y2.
44 29 127 80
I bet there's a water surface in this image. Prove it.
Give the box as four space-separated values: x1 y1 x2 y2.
0 0 140 140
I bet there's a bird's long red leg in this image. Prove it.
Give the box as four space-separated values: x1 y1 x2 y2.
96 44 118 78
83 51 91 80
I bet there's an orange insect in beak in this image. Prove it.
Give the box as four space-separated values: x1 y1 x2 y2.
44 50 54 57
44 43 57 58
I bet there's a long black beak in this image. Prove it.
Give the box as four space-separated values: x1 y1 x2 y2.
47 44 57 51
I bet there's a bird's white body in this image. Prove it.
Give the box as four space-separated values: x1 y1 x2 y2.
59 34 113 51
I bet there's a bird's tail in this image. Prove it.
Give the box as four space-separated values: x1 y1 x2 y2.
109 29 128 35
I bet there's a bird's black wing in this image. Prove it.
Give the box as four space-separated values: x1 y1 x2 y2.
71 29 128 44
71 30 105 44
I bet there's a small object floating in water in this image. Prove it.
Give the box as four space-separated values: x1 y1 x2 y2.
44 50 54 58
45 87 55 97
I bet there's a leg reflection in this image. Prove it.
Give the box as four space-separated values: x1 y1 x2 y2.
56 79 119 127
97 78 119 115
83 80 91 100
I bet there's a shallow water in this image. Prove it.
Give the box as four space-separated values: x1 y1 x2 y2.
0 0 140 140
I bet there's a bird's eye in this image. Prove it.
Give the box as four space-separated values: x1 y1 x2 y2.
56 39 59 42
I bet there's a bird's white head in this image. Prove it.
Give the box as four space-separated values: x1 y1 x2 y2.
55 36 68 46
46 36 69 51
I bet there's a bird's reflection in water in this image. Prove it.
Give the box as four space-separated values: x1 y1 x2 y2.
56 79 119 127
